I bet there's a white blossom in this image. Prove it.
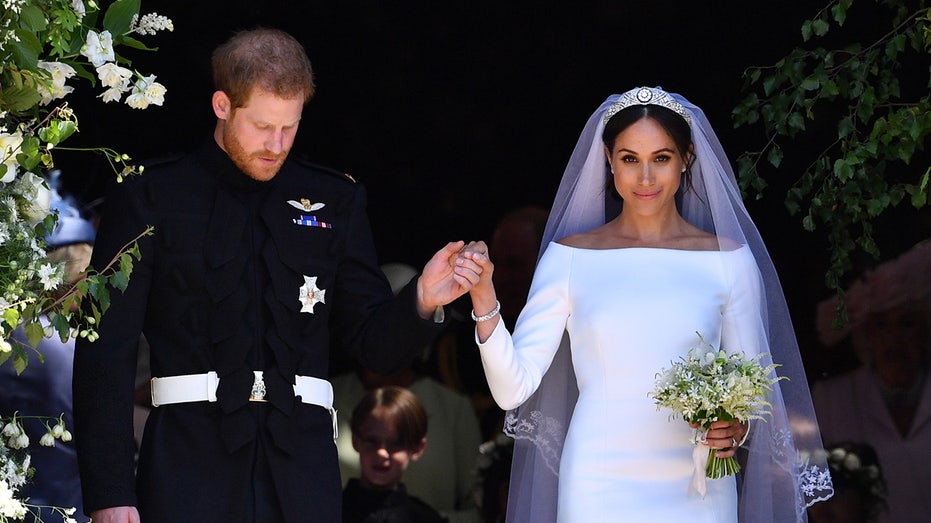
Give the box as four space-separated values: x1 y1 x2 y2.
37 263 62 291
99 86 125 103
131 12 174 35
96 62 133 90
124 91 149 109
36 61 77 104
0 479 28 519
39 432 56 447
0 132 23 183
126 74 166 109
71 0 85 19
16 171 51 225
80 30 115 67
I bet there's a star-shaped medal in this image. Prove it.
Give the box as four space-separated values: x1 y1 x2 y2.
298 275 326 313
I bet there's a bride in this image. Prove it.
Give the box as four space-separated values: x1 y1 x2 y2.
455 87 834 522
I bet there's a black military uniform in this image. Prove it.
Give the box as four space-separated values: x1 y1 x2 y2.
73 138 443 522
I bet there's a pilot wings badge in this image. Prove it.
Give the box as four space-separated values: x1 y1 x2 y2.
288 198 325 212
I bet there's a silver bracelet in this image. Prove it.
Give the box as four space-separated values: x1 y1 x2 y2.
471 300 501 322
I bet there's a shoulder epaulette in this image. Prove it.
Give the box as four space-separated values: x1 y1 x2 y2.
292 155 357 184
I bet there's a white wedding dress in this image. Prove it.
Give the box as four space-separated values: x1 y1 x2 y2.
478 242 764 522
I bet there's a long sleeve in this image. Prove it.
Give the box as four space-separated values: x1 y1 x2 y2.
73 177 152 512
476 245 571 411
720 246 765 358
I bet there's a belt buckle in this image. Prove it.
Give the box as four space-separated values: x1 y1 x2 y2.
249 370 267 402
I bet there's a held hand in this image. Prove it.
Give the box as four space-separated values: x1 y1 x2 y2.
458 241 495 299
90 506 141 523
457 242 500 342
416 241 482 317
690 420 748 459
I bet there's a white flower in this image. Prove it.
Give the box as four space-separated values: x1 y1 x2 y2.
36 61 77 104
143 80 167 106
37 263 61 291
1 422 18 438
99 86 125 103
71 0 85 19
0 132 23 183
16 171 51 225
125 74 166 109
80 30 115 67
131 12 174 35
0 338 11 353
61 429 72 442
11 432 28 449
124 92 149 109
39 432 56 447
0 479 28 519
96 62 133 89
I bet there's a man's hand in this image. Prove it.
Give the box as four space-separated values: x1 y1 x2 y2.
90 506 141 523
415 241 483 318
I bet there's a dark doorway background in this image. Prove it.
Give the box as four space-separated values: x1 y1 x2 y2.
56 1 930 380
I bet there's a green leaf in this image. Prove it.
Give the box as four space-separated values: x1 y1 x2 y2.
801 77 820 91
763 75 779 96
111 270 129 291
25 320 45 348
812 18 830 37
801 20 813 42
831 0 851 26
834 158 854 182
14 353 28 375
4 308 20 328
10 28 42 70
766 145 784 168
119 35 156 52
910 167 930 207
103 0 142 36
802 214 816 231
17 4 49 32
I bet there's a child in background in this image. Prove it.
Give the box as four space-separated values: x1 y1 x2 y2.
343 386 448 522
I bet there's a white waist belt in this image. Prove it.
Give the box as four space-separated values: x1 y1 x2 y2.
150 371 337 439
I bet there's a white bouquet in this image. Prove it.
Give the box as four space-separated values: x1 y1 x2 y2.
649 333 784 495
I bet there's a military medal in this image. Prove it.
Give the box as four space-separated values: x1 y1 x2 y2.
293 215 332 228
298 275 326 313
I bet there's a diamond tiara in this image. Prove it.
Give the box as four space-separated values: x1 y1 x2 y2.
603 86 692 126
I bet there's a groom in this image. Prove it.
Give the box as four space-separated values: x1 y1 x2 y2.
73 28 478 523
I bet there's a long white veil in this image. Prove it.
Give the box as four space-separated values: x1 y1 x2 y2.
502 89 834 522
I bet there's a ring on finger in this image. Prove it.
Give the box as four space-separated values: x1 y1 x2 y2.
730 437 738 448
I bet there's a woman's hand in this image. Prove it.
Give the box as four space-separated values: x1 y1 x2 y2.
690 420 748 459
457 241 500 341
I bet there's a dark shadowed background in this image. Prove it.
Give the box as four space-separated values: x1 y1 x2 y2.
55 1 930 380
